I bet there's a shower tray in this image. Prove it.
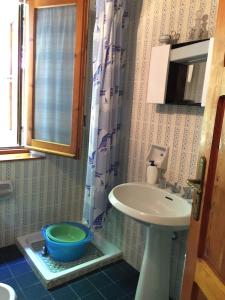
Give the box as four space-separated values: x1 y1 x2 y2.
17 230 122 289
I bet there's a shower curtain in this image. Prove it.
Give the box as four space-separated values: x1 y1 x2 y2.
84 0 128 229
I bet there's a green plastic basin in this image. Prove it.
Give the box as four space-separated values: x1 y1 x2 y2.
46 223 86 243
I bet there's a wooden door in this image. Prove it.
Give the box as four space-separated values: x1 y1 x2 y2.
181 1 225 299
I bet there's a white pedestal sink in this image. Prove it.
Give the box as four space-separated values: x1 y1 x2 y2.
109 183 191 300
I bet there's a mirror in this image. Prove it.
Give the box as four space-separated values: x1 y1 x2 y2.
165 39 210 106
166 60 207 106
183 62 206 104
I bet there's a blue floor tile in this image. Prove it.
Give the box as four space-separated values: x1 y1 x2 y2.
50 285 79 300
102 263 129 282
22 283 49 300
99 282 127 299
81 290 105 300
0 266 13 281
39 296 53 300
52 292 78 300
16 292 27 300
117 278 138 295
15 271 39 288
8 261 32 276
87 271 113 289
13 289 27 300
119 295 135 300
117 262 139 279
7 256 26 266
70 278 98 297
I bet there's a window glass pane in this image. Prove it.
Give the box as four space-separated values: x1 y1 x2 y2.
0 0 19 147
34 5 76 145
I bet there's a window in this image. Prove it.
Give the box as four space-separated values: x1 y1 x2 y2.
0 0 23 148
27 0 88 158
0 0 88 158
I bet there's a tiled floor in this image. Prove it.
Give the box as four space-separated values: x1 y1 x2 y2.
0 245 139 300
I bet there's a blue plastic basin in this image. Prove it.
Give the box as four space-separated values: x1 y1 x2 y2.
41 222 93 262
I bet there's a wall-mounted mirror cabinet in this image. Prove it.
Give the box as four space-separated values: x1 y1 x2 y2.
27 0 88 158
146 38 214 107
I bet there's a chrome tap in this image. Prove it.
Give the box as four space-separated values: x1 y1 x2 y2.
158 176 167 189
168 182 181 193
182 186 193 201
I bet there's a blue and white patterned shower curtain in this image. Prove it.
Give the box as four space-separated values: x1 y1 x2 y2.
84 0 128 229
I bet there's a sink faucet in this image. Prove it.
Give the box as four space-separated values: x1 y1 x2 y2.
168 182 181 193
158 176 167 189
157 170 168 189
182 186 193 201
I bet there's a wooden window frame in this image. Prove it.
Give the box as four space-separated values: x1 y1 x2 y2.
27 0 89 158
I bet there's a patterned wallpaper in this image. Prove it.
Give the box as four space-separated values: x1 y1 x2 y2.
101 0 218 299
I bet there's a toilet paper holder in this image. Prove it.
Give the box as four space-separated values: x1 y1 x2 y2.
0 181 13 198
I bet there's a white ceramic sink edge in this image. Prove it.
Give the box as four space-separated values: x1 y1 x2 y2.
109 182 191 229
0 283 17 300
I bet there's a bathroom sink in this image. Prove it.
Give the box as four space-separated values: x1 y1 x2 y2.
0 283 16 300
109 182 191 229
108 182 192 300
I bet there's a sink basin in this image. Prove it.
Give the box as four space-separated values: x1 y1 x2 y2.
0 283 16 300
109 182 191 229
108 182 191 300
